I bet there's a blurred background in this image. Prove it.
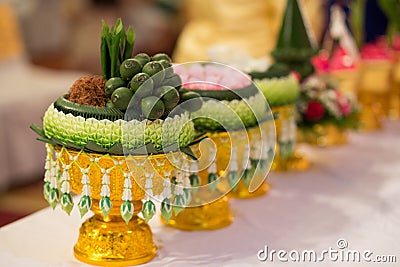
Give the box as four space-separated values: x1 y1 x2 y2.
0 0 395 225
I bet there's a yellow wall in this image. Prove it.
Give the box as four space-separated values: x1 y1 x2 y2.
173 0 327 62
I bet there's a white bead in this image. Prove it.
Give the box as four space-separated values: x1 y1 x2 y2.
145 179 153 189
190 162 198 173
122 189 132 201
100 185 110 197
145 189 153 197
82 184 91 196
229 161 238 172
175 185 184 195
124 178 132 188
208 162 217 173
44 170 51 182
101 173 110 185
81 174 90 184
61 181 70 193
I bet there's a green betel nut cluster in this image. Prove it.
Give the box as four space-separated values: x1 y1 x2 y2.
33 19 199 155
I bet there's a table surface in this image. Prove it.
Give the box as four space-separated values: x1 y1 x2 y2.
1 121 400 267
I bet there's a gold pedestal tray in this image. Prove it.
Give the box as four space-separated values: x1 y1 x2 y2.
74 204 156 266
388 61 400 119
46 146 184 266
164 129 264 230
298 123 348 147
330 69 360 94
358 60 393 130
229 180 270 199
357 91 385 131
162 195 233 231
271 105 310 171
229 122 274 198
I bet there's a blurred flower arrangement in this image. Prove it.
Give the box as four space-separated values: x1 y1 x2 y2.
297 75 360 129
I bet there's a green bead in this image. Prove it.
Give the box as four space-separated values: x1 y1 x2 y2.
120 59 142 81
49 188 60 210
241 168 253 187
189 174 200 194
227 171 239 192
163 74 182 89
153 85 180 110
78 195 92 218
60 193 74 215
207 173 218 192
173 194 186 216
111 87 133 110
141 96 165 120
105 77 126 97
43 182 51 203
161 198 172 223
180 91 203 112
142 200 156 223
158 59 174 78
120 200 134 224
99 196 112 218
151 53 171 63
134 53 151 67
142 61 165 86
130 72 153 95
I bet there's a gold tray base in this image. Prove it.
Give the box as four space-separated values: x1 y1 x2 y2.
162 196 233 231
272 151 310 172
74 213 156 266
229 181 270 199
298 124 348 147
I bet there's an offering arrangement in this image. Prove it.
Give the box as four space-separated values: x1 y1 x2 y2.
162 62 273 230
31 19 203 266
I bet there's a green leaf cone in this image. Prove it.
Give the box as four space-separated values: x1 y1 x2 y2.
60 193 74 215
142 200 156 223
161 198 172 223
49 188 60 210
43 182 51 203
183 188 192 205
271 0 317 78
78 195 92 218
207 173 219 192
272 0 315 57
227 171 239 192
189 174 200 195
120 200 134 224
99 196 112 218
241 168 253 188
173 194 186 216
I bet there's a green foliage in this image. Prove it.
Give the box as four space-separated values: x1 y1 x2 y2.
350 0 366 48
378 0 400 44
101 19 136 79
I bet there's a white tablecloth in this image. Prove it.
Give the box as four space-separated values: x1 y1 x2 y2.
1 121 400 267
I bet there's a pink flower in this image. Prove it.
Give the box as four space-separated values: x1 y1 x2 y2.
361 39 395 61
305 101 325 121
291 71 301 82
312 50 330 73
173 63 251 90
